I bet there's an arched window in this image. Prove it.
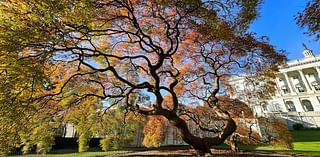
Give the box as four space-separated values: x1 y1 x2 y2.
301 100 314 111
285 101 296 112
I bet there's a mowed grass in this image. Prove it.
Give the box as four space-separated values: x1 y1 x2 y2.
242 130 320 156
290 130 320 156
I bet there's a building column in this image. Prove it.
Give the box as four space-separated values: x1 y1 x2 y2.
316 67 320 79
298 70 312 92
293 98 305 112
274 78 283 96
283 72 295 93
308 96 320 111
282 99 289 112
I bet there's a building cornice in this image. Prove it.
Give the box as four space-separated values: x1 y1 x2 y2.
279 55 320 70
273 91 320 99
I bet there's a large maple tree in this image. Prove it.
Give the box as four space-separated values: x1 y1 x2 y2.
0 0 285 156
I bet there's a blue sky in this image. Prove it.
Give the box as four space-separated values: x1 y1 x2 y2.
250 0 319 60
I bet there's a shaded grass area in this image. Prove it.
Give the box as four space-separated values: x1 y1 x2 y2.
9 146 190 157
292 130 320 142
10 130 320 157
10 151 124 157
10 148 129 157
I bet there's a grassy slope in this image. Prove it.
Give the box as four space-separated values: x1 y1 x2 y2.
290 130 320 156
246 130 320 156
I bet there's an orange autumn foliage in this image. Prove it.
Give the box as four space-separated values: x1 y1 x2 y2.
142 116 167 147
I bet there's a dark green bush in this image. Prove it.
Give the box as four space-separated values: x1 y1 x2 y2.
293 123 304 130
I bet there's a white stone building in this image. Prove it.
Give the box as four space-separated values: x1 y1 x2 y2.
229 47 320 128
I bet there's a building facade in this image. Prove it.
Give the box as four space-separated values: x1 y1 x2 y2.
229 48 320 128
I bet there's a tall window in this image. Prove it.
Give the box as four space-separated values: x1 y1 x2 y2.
261 102 268 111
281 86 289 94
301 100 314 111
311 82 320 91
274 103 282 112
285 101 296 112
295 84 305 93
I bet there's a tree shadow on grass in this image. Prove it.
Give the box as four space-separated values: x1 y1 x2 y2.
292 130 320 142
115 149 306 157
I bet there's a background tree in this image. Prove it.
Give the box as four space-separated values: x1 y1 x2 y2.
295 0 320 40
258 117 293 149
19 119 57 155
64 98 101 152
0 49 47 155
142 115 167 148
0 0 285 156
98 106 145 151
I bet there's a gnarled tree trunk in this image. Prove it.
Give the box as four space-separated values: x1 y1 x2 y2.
157 107 237 156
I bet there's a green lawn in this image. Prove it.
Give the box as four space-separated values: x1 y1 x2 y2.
241 130 320 156
210 130 320 156
289 130 320 156
9 130 320 157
